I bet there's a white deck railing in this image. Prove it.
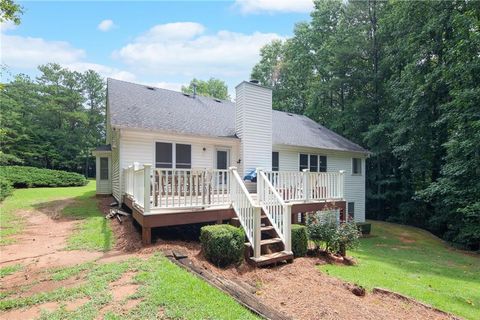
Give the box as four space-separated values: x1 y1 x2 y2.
152 168 230 208
230 167 261 258
263 170 345 202
258 170 292 252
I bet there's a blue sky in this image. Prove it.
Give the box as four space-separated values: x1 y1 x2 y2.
1 0 312 94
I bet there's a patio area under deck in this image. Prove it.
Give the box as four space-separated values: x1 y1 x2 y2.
122 165 347 246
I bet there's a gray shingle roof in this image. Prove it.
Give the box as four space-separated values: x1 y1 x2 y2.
108 78 368 154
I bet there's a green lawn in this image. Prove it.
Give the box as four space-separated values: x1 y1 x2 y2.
0 181 113 250
320 220 480 319
0 254 259 320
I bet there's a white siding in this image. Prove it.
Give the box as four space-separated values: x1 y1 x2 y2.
116 129 240 200
235 82 272 176
273 144 367 222
111 130 121 201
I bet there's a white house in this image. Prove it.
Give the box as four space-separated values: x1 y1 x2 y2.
93 78 369 265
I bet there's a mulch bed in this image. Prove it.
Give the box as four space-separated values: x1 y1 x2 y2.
100 199 458 320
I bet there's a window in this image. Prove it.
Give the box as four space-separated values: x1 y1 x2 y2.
272 152 279 171
100 157 109 180
299 153 327 172
352 158 362 175
347 202 355 219
155 142 191 169
309 155 318 172
319 156 327 172
175 144 191 168
299 154 309 171
155 142 173 168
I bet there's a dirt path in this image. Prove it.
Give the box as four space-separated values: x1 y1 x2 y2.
0 200 107 271
0 197 458 320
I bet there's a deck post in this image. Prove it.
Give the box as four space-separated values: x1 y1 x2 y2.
283 204 292 252
143 164 151 215
302 169 310 202
142 226 151 245
339 170 345 199
253 206 261 258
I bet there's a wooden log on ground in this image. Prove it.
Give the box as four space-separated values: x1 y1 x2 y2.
165 251 292 320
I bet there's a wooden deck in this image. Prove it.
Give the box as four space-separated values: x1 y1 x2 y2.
124 194 346 246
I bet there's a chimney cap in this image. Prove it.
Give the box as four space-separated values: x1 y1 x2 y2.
249 79 259 84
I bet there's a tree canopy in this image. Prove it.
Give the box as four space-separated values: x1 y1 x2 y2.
181 78 230 100
251 0 480 250
0 64 106 177
0 0 23 24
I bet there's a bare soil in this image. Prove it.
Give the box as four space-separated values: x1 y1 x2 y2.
0 196 457 320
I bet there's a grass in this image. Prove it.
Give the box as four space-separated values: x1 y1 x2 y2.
0 264 23 278
320 220 480 319
0 254 260 320
0 181 113 250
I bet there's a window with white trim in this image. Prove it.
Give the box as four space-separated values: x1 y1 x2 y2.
299 154 327 172
347 202 355 219
272 152 279 171
352 158 362 175
155 142 191 169
99 157 109 180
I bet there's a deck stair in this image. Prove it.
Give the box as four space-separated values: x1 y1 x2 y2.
229 167 293 266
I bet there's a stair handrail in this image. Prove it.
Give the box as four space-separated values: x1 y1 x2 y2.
229 167 261 258
258 169 292 253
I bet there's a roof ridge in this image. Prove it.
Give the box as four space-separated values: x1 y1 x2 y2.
107 78 233 104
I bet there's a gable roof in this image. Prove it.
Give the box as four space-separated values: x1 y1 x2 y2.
107 78 368 154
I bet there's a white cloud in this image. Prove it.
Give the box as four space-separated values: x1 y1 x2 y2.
151 81 185 92
234 0 314 14
65 62 137 82
0 21 17 32
113 22 284 79
1 34 86 69
97 19 115 32
1 31 135 82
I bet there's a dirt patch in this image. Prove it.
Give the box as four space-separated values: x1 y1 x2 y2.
65 297 90 311
1 301 59 320
399 232 416 243
109 271 139 301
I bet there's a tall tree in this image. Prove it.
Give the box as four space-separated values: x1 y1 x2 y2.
0 0 23 24
181 78 230 100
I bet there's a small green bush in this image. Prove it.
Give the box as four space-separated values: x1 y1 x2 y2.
0 177 13 202
291 224 308 257
200 224 245 267
0 166 87 188
356 222 372 235
306 210 361 256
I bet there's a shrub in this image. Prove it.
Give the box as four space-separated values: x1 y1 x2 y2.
356 222 372 235
306 210 361 256
306 210 339 252
291 224 308 257
200 224 245 267
0 166 87 188
0 177 13 202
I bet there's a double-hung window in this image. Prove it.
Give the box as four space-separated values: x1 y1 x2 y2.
155 142 191 169
299 154 327 172
352 158 362 175
272 152 279 171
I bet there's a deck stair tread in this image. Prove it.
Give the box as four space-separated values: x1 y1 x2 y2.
250 251 294 266
260 226 275 232
260 237 282 246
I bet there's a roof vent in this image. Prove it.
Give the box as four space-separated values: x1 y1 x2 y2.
183 93 191 97
249 79 259 84
287 113 294 117
214 98 222 103
146 86 155 91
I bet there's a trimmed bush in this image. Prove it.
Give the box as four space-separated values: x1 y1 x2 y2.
291 224 308 257
357 222 372 235
0 166 87 188
0 177 13 202
200 224 245 267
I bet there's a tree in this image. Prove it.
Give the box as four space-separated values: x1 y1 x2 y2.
0 0 23 24
181 78 230 100
250 0 480 249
